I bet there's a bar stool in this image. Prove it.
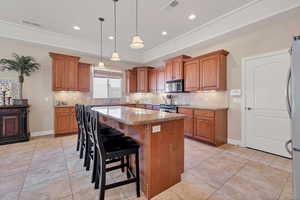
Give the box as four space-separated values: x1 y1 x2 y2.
83 106 124 173
89 109 141 200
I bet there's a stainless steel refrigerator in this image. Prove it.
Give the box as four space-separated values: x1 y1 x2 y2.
286 35 300 200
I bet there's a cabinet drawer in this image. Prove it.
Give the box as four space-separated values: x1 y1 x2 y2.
55 107 71 113
178 108 193 116
194 109 214 118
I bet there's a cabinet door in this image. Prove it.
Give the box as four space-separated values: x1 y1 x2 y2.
184 59 200 91
149 70 157 92
66 58 79 90
201 55 219 90
156 68 165 92
178 108 194 137
55 111 71 135
70 108 78 133
78 63 90 92
137 69 148 92
165 62 173 81
194 118 214 143
52 57 65 91
172 58 183 80
126 70 137 93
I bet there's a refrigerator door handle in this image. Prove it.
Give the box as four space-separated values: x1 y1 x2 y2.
286 68 292 119
285 139 293 156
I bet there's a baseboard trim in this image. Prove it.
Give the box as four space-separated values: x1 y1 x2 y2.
31 130 54 137
227 138 242 146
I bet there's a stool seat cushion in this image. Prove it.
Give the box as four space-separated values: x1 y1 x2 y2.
102 136 139 153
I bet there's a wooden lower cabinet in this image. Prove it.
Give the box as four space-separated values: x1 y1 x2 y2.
194 117 214 142
55 107 78 136
179 107 227 146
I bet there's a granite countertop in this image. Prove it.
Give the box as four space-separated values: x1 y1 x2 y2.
177 105 228 110
92 106 186 125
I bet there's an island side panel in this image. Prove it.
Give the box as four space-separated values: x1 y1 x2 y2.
147 119 184 199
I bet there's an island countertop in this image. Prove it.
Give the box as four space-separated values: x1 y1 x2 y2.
91 106 186 125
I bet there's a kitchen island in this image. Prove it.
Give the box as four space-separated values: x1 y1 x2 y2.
92 106 185 199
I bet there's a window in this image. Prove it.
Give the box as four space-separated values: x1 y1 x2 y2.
93 77 122 99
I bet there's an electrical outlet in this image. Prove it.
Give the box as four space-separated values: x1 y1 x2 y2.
152 125 161 133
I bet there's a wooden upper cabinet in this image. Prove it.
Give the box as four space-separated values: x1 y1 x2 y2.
149 70 157 92
156 68 165 92
172 58 184 80
200 50 228 90
50 53 80 91
125 69 137 94
184 59 200 91
52 56 65 91
165 55 191 81
165 61 173 81
78 63 90 92
136 67 152 93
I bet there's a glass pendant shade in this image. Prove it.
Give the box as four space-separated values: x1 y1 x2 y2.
130 35 144 49
110 52 120 61
98 61 105 68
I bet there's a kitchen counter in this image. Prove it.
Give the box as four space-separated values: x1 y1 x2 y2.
177 105 228 110
92 106 186 125
91 105 184 199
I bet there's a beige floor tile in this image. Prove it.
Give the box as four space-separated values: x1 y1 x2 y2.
0 159 31 177
279 175 293 200
70 171 94 194
0 173 26 195
170 181 215 200
24 167 68 189
248 150 278 165
224 146 257 160
191 153 246 188
73 187 98 200
269 156 292 173
66 158 85 174
30 153 67 170
20 175 72 200
212 161 289 200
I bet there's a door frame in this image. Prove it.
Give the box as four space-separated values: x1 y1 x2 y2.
241 49 289 147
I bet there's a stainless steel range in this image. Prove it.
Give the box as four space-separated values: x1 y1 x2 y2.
159 104 178 113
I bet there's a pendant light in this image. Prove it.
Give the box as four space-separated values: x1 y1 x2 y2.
111 0 120 61
130 0 144 49
98 17 105 68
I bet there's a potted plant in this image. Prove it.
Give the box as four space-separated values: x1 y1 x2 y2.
0 53 40 105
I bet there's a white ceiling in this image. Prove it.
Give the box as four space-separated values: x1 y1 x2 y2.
0 0 299 64
0 0 253 59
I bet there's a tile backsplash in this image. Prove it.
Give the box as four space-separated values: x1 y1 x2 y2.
127 91 228 107
54 90 228 108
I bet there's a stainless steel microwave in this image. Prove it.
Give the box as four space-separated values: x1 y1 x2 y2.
165 80 184 93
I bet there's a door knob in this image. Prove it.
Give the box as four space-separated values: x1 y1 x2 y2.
246 107 252 110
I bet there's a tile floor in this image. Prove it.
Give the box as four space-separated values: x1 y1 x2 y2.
0 135 293 200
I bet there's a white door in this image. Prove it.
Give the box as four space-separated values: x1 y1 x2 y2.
243 50 291 158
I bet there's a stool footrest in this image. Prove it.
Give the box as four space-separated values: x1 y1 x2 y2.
105 178 137 190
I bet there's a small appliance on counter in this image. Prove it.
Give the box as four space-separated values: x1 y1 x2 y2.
165 79 184 93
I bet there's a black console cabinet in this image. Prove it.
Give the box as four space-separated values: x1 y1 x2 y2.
0 105 30 145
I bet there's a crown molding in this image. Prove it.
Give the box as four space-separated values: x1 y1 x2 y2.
142 0 300 63
0 20 142 63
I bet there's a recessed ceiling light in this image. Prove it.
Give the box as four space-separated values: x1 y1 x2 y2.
73 26 80 30
108 36 114 40
189 14 196 20
162 31 167 36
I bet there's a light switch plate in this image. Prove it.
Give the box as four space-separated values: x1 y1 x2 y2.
152 125 161 133
230 89 241 96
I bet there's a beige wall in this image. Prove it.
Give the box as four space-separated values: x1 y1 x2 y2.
0 38 134 133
